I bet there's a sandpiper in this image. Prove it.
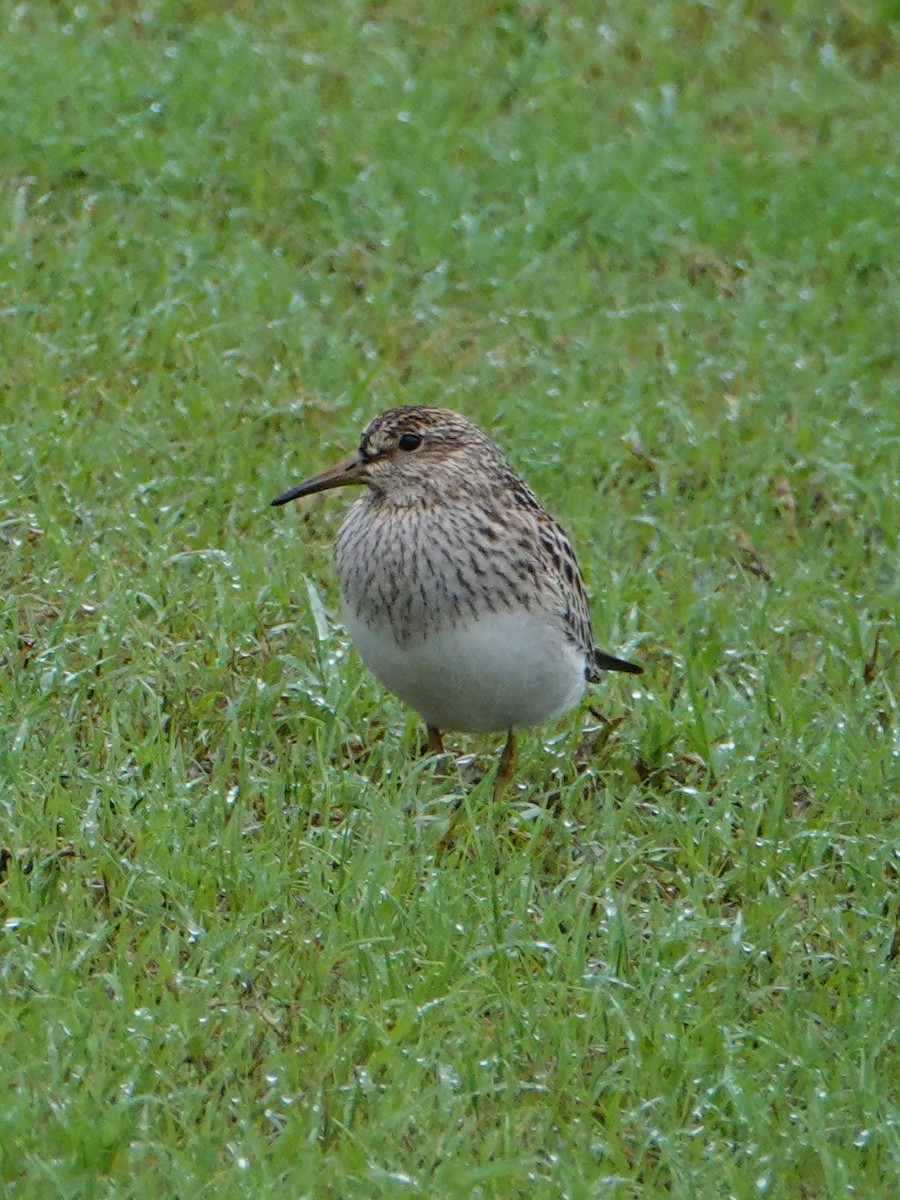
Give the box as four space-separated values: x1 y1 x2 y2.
272 406 642 797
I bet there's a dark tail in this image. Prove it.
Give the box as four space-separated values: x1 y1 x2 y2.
591 649 643 678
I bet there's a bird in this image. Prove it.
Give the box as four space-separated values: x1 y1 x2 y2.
271 406 642 799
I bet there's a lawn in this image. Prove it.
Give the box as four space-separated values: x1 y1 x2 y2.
1 1 897 1196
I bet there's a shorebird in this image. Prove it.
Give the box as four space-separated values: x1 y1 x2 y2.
272 406 642 798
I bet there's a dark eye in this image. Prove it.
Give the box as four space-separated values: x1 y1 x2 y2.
397 432 423 452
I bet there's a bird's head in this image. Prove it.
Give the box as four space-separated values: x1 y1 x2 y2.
271 406 508 508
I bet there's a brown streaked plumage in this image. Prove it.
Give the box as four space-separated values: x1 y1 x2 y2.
272 406 642 797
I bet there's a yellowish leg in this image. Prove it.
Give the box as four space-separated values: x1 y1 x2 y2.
428 725 462 856
493 729 518 801
426 725 453 783
437 729 517 858
426 726 445 755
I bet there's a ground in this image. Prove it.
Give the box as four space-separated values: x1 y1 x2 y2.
0 2 897 1197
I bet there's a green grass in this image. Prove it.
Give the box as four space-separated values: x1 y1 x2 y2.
1 1 898 1196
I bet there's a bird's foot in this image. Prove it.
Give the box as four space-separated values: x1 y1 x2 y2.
492 729 518 802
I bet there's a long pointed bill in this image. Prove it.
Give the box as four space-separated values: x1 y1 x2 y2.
270 453 365 506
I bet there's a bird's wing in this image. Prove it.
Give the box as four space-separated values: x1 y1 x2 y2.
505 478 642 679
502 478 596 657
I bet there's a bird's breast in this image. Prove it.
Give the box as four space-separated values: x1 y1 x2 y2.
334 498 537 643
330 496 591 731
342 605 587 733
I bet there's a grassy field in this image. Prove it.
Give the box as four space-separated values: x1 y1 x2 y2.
1 1 898 1196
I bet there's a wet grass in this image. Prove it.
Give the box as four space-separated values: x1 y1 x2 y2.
1 1 898 1196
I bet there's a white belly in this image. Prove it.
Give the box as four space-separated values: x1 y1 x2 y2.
342 608 587 733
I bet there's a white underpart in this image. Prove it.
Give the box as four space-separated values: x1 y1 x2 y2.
342 607 587 733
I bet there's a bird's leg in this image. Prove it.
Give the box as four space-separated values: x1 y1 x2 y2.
426 725 445 756
493 729 518 801
437 730 517 858
425 725 453 780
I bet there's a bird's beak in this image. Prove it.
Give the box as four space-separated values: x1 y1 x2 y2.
270 453 365 506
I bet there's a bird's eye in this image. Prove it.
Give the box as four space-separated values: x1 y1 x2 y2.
397 432 423 452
